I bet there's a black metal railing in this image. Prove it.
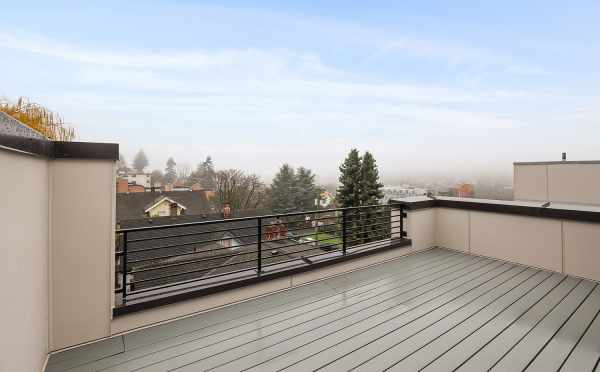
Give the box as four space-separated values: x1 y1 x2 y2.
114 203 408 313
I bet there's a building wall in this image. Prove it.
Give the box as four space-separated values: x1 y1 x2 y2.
435 208 470 253
0 150 49 372
514 162 600 204
405 208 436 252
469 212 562 272
49 159 116 351
547 163 600 205
434 207 600 282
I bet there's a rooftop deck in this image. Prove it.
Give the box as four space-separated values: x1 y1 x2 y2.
46 248 600 372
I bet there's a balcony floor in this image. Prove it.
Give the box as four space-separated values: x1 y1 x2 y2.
46 248 600 372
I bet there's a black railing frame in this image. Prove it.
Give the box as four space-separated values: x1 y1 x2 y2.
115 202 409 312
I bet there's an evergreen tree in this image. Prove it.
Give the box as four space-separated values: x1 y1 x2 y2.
271 164 297 212
132 149 149 173
294 167 318 211
197 156 217 190
336 149 362 208
359 151 384 205
164 157 177 184
359 151 385 242
337 149 363 246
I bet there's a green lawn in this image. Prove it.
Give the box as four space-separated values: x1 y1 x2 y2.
315 232 342 246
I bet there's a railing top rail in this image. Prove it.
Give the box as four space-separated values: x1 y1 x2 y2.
116 202 402 233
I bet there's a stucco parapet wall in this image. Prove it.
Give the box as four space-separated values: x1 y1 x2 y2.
391 197 600 223
0 133 118 160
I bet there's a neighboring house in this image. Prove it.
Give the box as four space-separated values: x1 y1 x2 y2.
127 172 151 188
144 196 187 217
116 190 211 220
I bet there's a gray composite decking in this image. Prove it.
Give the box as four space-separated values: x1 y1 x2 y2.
46 248 600 372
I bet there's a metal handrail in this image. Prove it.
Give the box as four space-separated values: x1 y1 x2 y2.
116 203 406 307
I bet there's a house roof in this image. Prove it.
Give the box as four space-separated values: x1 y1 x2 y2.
116 191 211 221
144 196 187 213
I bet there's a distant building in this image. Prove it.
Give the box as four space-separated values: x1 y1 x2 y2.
455 183 475 198
381 185 429 203
126 173 151 188
318 191 334 208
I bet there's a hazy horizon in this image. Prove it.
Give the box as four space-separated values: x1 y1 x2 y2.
2 1 599 184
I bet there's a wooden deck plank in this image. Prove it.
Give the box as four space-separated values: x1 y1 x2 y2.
93 251 483 371
360 270 556 371
67 249 456 372
390 272 566 371
124 249 450 349
527 285 600 371
490 279 596 371
561 303 600 372
279 263 528 372
45 336 124 372
425 275 580 372
224 263 522 372
130 256 496 371
44 249 600 372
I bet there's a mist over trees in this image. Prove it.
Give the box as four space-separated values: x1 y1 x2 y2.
119 151 332 214
190 156 217 190
133 150 149 172
164 157 177 184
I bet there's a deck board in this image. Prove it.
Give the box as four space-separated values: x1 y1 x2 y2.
45 248 600 372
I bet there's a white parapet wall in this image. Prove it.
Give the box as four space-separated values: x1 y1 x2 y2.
514 161 600 204
0 134 119 369
0 149 50 372
49 159 116 351
399 197 600 284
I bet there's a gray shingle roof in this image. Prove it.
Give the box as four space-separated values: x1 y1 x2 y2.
116 191 212 222
0 112 47 139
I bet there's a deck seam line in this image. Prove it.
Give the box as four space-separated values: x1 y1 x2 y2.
452 276 577 371
159 257 498 371
55 251 453 371
240 261 518 372
118 251 452 349
100 253 484 371
427 274 572 372
556 285 600 371
522 281 596 371
488 279 586 370
371 269 550 371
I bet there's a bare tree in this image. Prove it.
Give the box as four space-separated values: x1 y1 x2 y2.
214 169 269 210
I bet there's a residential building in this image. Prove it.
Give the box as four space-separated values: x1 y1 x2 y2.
126 172 151 188
116 190 212 221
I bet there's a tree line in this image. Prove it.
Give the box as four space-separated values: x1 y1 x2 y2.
119 148 384 214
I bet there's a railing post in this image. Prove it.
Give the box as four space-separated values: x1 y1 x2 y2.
342 209 347 255
400 206 405 238
257 217 262 275
122 231 128 305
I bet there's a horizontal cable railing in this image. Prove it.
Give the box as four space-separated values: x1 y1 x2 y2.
114 203 408 310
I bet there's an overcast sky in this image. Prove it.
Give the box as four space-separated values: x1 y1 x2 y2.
2 1 599 183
